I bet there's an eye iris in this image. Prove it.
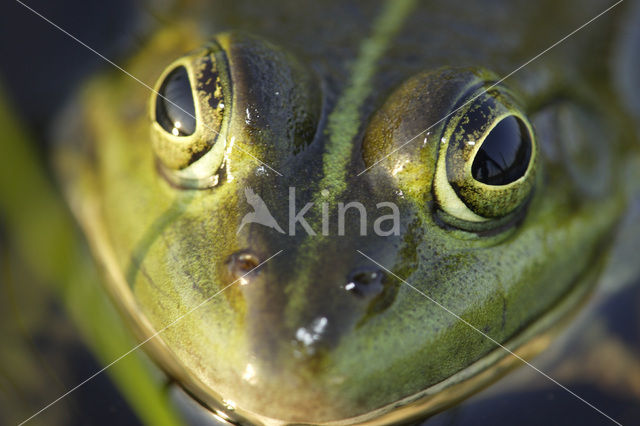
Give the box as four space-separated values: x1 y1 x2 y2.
155 66 196 136
471 115 531 185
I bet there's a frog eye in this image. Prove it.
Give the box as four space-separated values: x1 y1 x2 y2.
470 115 532 185
155 66 196 137
433 85 538 229
150 43 230 189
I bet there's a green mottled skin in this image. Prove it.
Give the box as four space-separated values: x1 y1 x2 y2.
54 0 640 423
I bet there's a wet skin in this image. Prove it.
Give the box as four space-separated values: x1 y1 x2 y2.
54 0 640 424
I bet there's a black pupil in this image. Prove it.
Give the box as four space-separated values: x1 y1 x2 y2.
471 115 532 185
155 66 196 136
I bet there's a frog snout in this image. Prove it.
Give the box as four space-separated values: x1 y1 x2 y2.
208 248 399 418
227 251 386 300
224 248 392 359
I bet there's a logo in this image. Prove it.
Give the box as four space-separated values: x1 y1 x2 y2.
237 187 400 236
237 188 286 234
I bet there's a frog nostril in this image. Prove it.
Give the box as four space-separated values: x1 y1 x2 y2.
345 267 384 297
227 251 261 281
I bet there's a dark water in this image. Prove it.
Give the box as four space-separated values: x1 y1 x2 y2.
0 1 142 425
0 0 137 136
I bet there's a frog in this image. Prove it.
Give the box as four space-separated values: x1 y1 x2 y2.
44 0 640 424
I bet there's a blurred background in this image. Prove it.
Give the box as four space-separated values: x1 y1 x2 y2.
0 1 149 425
0 1 639 425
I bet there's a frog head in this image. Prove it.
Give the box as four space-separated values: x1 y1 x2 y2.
66 17 628 424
